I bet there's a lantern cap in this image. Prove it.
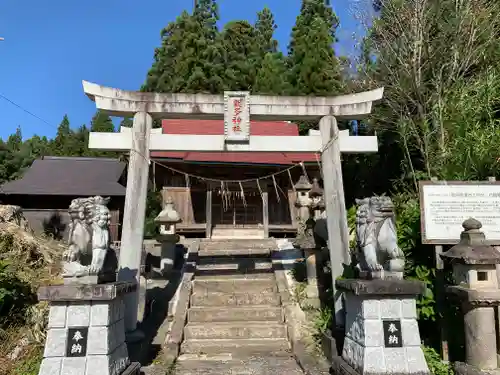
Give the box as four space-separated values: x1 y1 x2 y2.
294 175 312 191
309 177 324 198
155 196 182 224
441 218 500 265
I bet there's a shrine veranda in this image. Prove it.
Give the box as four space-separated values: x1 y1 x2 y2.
83 81 384 333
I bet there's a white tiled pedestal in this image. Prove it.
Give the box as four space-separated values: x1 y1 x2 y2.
37 282 141 375
336 279 430 375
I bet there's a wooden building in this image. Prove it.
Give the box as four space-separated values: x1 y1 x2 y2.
151 120 319 238
0 156 126 241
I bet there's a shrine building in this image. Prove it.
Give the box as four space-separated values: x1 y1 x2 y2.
150 119 320 239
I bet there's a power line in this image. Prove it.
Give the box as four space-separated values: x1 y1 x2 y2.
0 92 56 131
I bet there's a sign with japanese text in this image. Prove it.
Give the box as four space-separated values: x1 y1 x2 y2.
419 181 500 244
224 91 250 142
383 320 402 348
66 327 88 357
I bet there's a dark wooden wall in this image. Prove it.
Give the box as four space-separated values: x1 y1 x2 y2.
153 161 318 228
0 194 123 242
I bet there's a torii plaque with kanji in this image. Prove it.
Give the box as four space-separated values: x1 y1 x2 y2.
224 91 250 142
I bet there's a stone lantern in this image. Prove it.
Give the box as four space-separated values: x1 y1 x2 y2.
292 175 320 307
294 175 313 223
155 196 182 276
441 218 500 373
309 177 325 220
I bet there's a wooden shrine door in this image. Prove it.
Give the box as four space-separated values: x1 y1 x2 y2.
212 190 262 227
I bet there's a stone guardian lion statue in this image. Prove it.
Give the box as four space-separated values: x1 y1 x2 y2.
63 196 112 279
355 196 405 278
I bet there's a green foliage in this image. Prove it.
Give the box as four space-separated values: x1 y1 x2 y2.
423 345 453 375
119 117 133 129
0 111 121 189
10 345 43 375
360 0 500 187
0 129 49 183
143 1 225 94
254 52 291 95
143 190 163 238
293 281 307 305
221 20 259 91
90 111 114 133
0 260 34 329
347 205 357 251
287 0 344 135
254 7 278 59
312 306 333 336
287 0 343 96
392 195 436 323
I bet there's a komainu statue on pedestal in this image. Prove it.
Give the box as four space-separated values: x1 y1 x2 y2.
355 196 405 278
62 196 114 282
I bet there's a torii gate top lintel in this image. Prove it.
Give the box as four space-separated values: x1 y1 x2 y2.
82 80 384 121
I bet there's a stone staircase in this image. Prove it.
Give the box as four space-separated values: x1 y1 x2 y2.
174 239 304 374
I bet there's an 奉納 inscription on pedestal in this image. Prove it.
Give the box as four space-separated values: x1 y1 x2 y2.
383 320 402 348
66 328 88 357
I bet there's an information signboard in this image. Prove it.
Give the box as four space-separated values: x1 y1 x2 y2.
419 181 500 244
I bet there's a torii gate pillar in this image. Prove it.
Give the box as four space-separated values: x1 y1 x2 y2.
118 111 152 339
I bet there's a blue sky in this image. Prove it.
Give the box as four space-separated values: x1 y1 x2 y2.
0 0 367 140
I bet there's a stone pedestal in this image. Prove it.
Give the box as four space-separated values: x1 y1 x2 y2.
37 282 140 375
157 234 180 276
304 248 320 307
447 286 500 374
335 279 429 375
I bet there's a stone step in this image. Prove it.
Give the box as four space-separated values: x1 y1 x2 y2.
196 257 272 266
199 239 276 251
181 338 291 356
174 357 303 375
183 321 287 340
188 305 283 322
210 229 265 240
195 259 273 273
192 278 277 294
190 291 280 307
198 247 272 257
193 273 275 281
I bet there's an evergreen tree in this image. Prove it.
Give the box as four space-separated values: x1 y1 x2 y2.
51 115 74 156
142 16 181 92
0 139 11 183
73 125 90 156
143 0 225 94
287 0 343 96
119 117 133 129
254 52 292 95
90 111 114 132
25 135 50 158
254 7 278 67
1 128 49 181
221 20 259 91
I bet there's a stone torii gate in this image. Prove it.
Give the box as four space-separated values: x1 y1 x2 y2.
83 80 384 337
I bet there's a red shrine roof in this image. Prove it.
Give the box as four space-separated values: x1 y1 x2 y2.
151 119 318 165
